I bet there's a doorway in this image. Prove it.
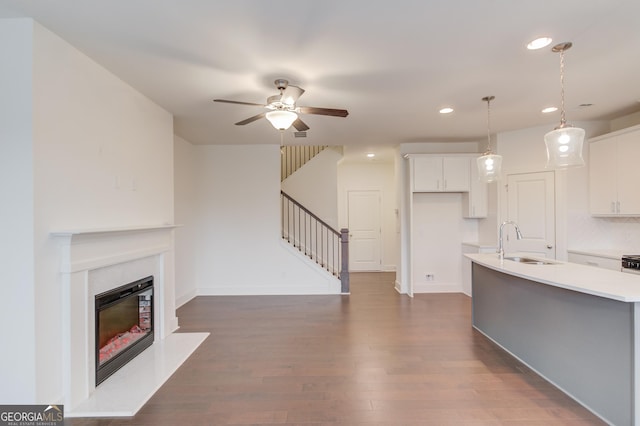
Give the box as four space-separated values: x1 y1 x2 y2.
506 171 556 258
347 190 382 271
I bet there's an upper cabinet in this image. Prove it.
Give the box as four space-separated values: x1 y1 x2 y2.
412 156 470 192
462 156 488 218
589 125 640 216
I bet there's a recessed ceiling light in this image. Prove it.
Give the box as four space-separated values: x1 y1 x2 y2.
367 153 375 158
527 37 553 50
439 107 454 114
542 106 558 113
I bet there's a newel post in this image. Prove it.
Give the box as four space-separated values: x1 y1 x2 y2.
340 228 350 294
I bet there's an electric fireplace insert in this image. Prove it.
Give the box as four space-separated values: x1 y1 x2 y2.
95 275 154 385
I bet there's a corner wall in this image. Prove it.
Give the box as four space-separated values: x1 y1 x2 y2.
281 147 341 228
188 144 340 295
174 135 198 306
0 19 175 404
0 18 36 404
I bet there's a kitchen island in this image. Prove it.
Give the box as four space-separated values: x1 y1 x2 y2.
466 253 640 426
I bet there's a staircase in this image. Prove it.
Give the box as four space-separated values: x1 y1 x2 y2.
280 145 349 293
281 191 349 293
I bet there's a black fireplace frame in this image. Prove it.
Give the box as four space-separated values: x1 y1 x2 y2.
95 275 154 386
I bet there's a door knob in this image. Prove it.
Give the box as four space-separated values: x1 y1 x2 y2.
546 245 553 249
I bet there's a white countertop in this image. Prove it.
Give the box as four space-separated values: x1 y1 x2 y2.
466 253 640 302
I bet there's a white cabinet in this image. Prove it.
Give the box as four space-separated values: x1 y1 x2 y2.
462 157 488 218
413 156 470 192
589 125 640 216
567 251 621 271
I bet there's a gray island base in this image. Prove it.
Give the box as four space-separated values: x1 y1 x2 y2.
471 261 638 426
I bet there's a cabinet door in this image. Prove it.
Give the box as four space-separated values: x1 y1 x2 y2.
589 139 618 215
616 132 640 215
413 157 443 192
463 158 488 218
442 157 470 192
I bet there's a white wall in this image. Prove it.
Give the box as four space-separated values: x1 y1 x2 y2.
174 135 198 306
281 147 341 228
189 144 340 295
495 120 640 255
401 141 481 155
0 18 36 404
610 111 640 132
337 159 398 271
412 193 478 292
0 19 175 404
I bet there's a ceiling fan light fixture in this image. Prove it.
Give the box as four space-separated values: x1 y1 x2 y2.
544 42 585 169
265 110 298 130
477 95 502 183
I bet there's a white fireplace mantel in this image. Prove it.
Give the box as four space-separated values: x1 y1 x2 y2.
51 223 180 236
51 224 206 417
51 224 181 273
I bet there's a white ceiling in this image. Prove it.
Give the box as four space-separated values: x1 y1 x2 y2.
1 0 639 157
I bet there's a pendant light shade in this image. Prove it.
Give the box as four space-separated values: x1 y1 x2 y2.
477 153 502 183
545 42 585 169
544 126 585 168
477 96 502 183
265 110 297 130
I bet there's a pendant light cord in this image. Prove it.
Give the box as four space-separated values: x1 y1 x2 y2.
551 42 573 128
559 48 566 127
482 95 495 154
486 97 492 153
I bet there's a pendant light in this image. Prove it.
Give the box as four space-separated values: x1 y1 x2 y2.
544 42 585 169
265 110 298 130
477 95 502 183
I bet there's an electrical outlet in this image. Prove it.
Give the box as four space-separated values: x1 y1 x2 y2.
425 273 435 281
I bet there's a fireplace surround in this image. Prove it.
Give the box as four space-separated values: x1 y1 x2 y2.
52 225 180 411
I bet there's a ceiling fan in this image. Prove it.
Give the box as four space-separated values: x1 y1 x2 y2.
214 79 349 131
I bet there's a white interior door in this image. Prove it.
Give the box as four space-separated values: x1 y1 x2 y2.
348 190 382 271
506 171 556 258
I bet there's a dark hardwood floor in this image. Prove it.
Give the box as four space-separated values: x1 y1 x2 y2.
69 272 605 425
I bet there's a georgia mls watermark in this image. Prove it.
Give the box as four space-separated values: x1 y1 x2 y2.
0 405 63 426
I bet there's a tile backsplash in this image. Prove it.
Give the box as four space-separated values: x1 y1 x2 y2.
568 211 640 251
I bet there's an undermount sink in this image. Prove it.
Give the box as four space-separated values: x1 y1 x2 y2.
504 256 555 265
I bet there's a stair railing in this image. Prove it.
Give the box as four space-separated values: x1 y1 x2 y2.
281 145 328 181
281 191 349 293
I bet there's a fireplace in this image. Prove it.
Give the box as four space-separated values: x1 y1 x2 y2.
95 275 154 385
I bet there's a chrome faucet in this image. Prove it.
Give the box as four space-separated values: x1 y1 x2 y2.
498 221 523 260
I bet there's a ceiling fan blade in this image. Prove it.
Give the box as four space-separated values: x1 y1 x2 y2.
235 113 266 126
292 118 310 132
298 106 349 117
280 85 305 106
214 99 266 107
